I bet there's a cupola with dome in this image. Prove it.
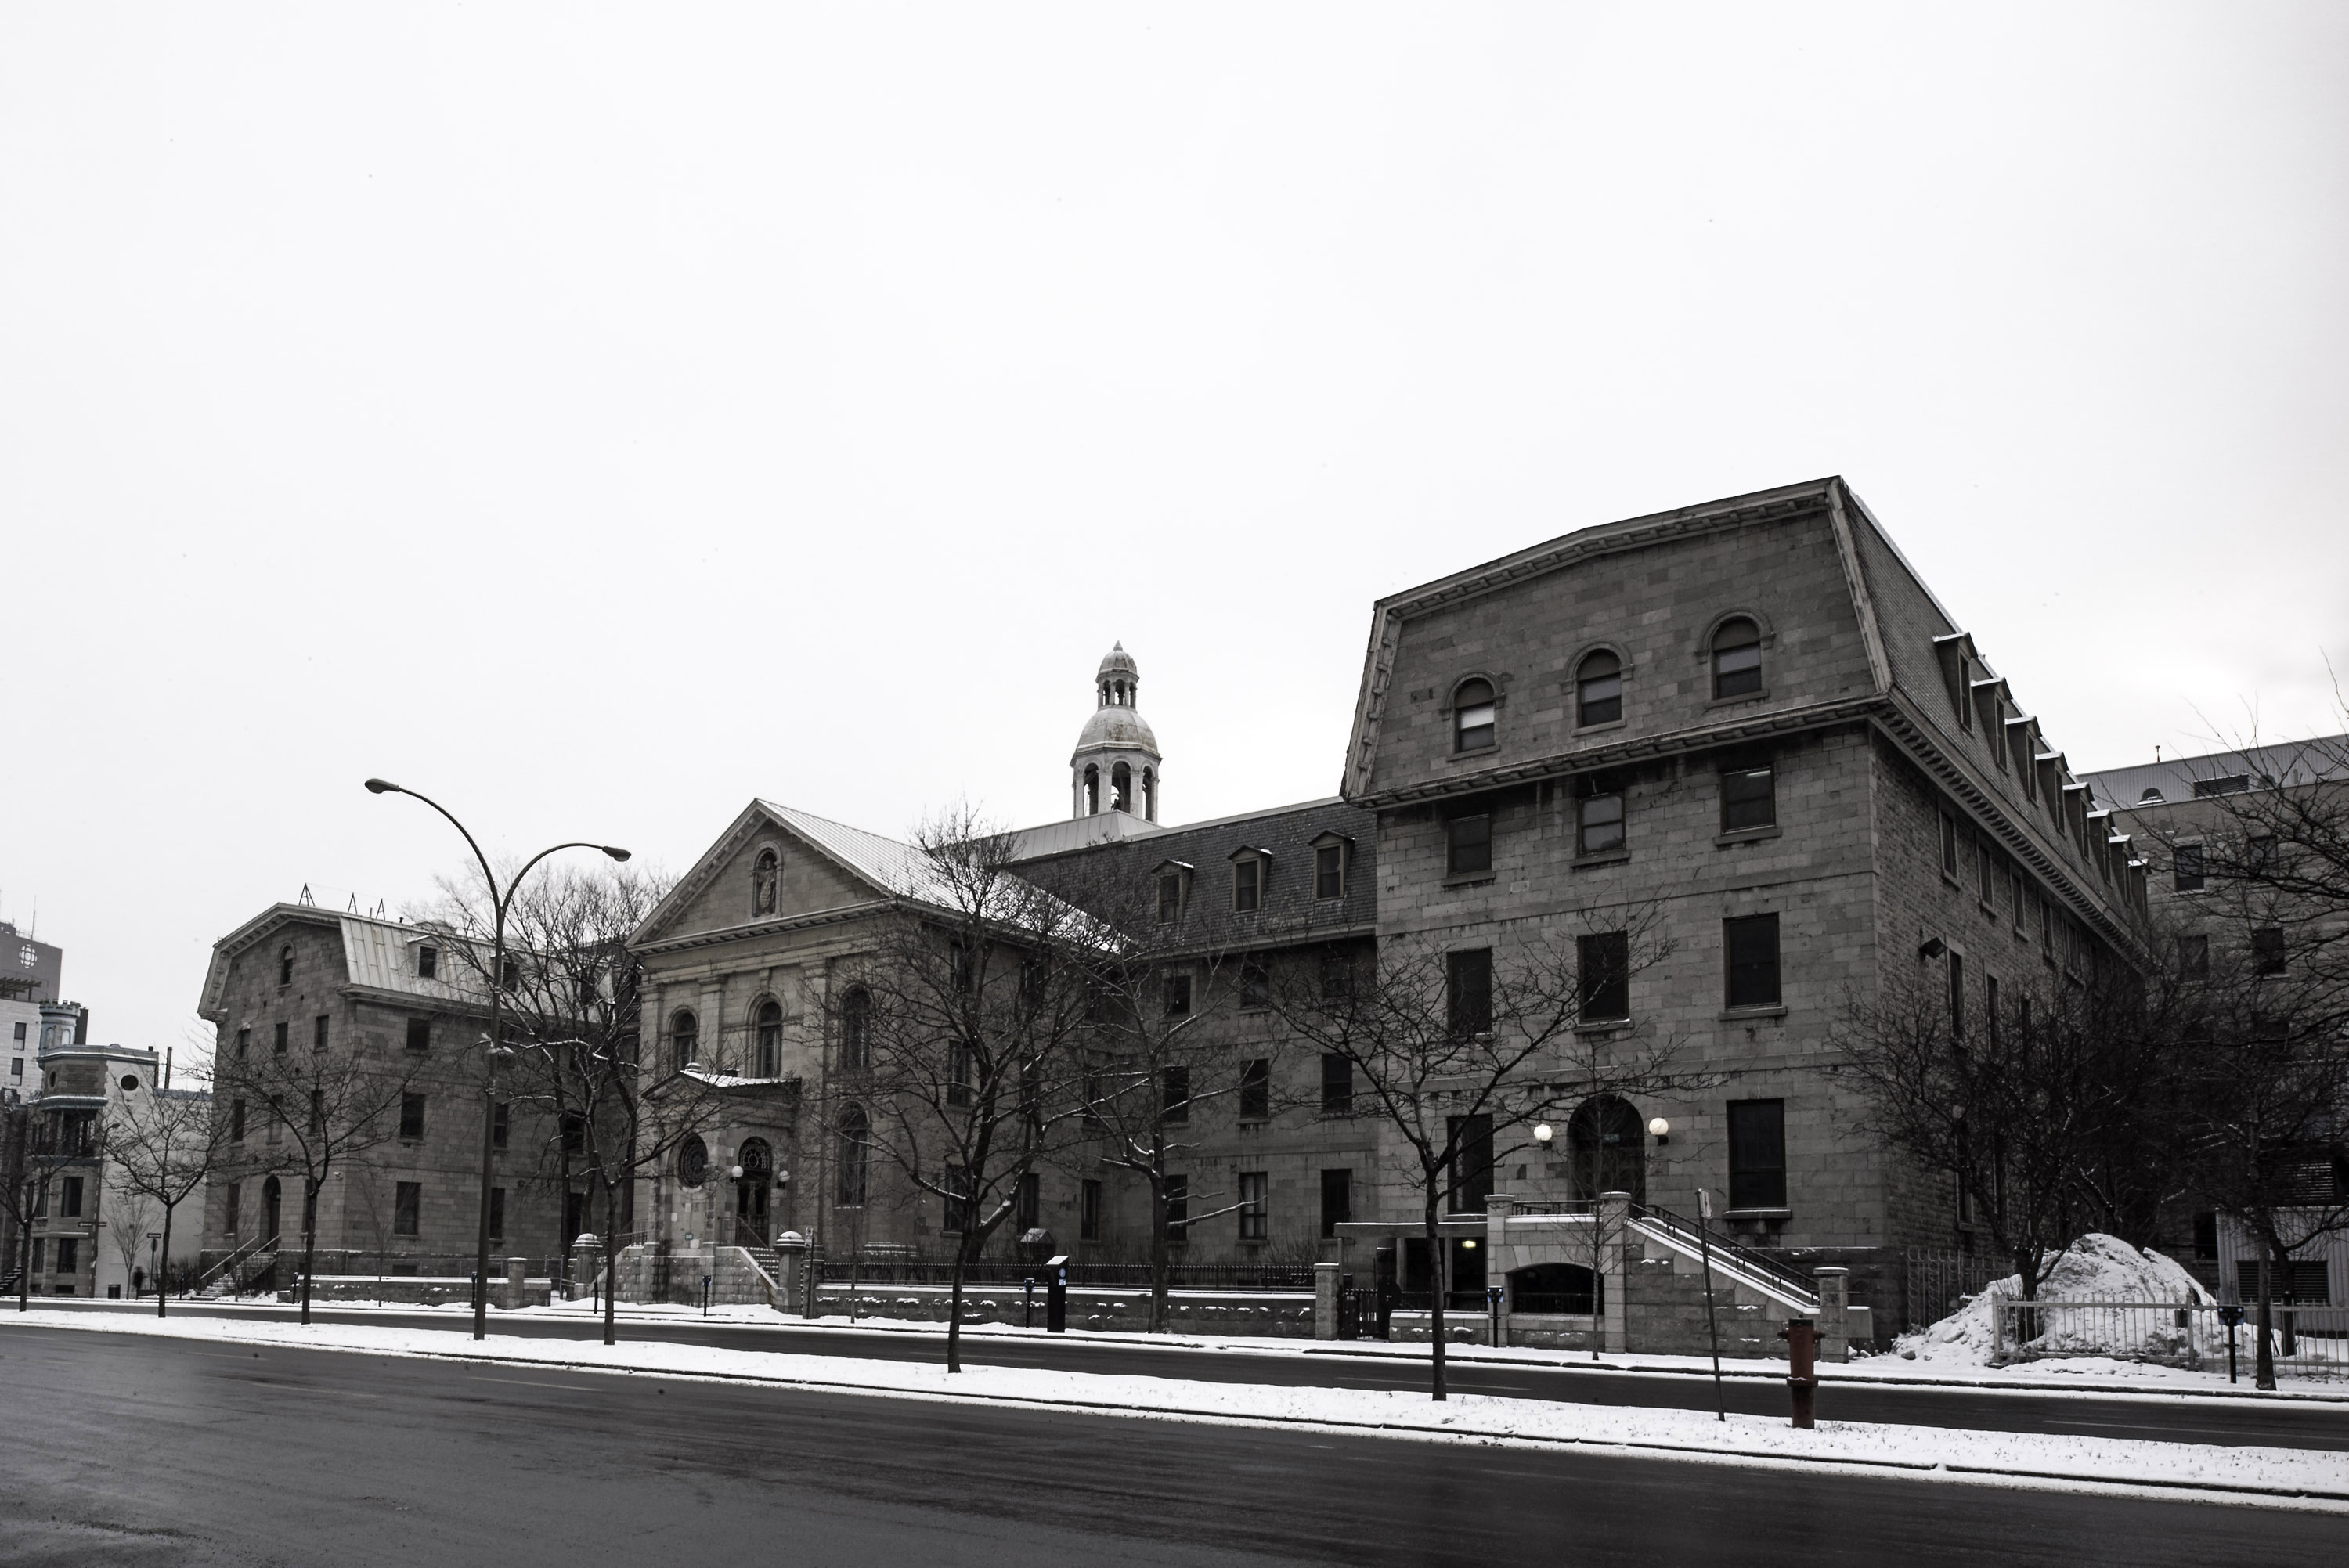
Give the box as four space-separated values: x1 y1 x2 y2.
1071 643 1162 821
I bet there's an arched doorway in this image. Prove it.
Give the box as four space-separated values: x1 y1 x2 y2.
261 1176 283 1245
736 1137 772 1245
1568 1094 1645 1205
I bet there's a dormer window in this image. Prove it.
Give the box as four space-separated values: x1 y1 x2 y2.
1711 620 1763 699
1453 679 1496 752
1153 861 1193 925
1310 832 1353 900
1230 848 1269 914
417 944 438 980
1575 651 1623 727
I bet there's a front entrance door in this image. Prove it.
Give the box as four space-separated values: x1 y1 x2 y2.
736 1137 772 1245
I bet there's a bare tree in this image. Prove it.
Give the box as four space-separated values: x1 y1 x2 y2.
105 1071 226 1317
1270 909 1689 1400
215 1018 427 1324
426 863 719 1347
827 806 1099 1372
1 1098 44 1312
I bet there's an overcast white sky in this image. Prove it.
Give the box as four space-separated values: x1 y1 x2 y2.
4 4 2344 1058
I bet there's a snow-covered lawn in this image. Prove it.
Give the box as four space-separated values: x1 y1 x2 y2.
9 1309 2344 1512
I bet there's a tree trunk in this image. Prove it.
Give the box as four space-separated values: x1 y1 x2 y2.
2253 1242 2278 1391
299 1177 319 1325
1424 1195 1447 1402
947 1235 972 1374
1149 1166 1171 1334
157 1202 173 1319
16 1209 31 1312
601 1184 619 1346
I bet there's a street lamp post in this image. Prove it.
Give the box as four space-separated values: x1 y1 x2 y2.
365 778 628 1342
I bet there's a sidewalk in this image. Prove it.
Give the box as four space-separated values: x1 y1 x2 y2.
9 1307 2344 1512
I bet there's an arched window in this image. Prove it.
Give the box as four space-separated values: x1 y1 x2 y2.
1453 679 1496 752
671 1009 699 1072
1711 618 1763 700
1084 764 1100 815
279 945 294 986
836 1105 868 1207
752 848 779 916
1142 767 1156 821
1567 1094 1646 1203
1575 651 1622 727
677 1134 709 1188
754 1000 782 1077
1110 761 1131 813
841 986 871 1069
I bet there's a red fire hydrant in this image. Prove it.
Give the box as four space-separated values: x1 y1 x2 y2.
1779 1317 1818 1429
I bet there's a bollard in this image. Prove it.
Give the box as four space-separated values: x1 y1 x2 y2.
1045 1254 1069 1333
702 1275 713 1317
1023 1277 1037 1330
1778 1317 1818 1428
1486 1285 1504 1348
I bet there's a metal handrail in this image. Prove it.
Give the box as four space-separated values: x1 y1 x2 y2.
197 1233 272 1289
1632 1202 1819 1302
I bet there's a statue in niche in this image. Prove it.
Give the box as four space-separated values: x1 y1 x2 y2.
753 849 779 916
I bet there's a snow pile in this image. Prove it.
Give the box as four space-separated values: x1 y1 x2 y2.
1899 1235 2217 1368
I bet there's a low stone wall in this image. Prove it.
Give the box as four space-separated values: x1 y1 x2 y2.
280 1275 554 1309
612 1245 782 1309
816 1284 1317 1337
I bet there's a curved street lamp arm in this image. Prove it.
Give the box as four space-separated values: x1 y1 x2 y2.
381 784 501 914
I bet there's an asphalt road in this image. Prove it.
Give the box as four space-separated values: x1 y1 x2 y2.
28 1296 2349 1454
2 1325 2340 1568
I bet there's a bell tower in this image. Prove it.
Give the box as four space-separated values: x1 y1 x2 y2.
1070 643 1162 822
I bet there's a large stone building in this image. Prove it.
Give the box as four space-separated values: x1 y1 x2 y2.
628 477 2152 1324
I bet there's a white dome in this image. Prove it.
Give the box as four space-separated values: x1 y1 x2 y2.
1076 705 1159 755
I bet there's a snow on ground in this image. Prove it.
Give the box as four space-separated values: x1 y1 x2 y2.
140 1290 2349 1400
9 1309 2345 1511
1896 1235 2221 1369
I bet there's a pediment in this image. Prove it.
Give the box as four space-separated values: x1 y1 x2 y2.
632 802 892 949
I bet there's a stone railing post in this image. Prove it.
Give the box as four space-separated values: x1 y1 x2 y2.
1485 1194 1514 1347
1314 1263 1340 1340
1814 1266 1850 1363
772 1231 808 1317
503 1256 526 1312
800 1245 823 1318
1598 1191 1631 1354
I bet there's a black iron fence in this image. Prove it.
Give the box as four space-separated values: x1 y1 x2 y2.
813 1258 1319 1292
1906 1247 2001 1331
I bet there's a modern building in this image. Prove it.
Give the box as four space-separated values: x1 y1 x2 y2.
627 478 2150 1325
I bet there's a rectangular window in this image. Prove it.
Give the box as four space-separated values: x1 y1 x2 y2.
2192 1212 2219 1260
2180 933 2210 979
394 1182 422 1237
273 1021 289 1054
491 1101 511 1148
1720 765 1775 832
1015 1172 1040 1231
1940 813 1960 878
309 1088 324 1137
1977 841 1997 907
1161 1065 1190 1123
1445 813 1492 877
1315 844 1344 899
488 1188 506 1242
1446 1114 1494 1214
2193 775 2251 798
1156 873 1182 924
313 1015 330 1049
561 1112 584 1153
60 1176 84 1218
1162 1175 1189 1242
1319 947 1354 1003
1232 858 1261 913
406 1018 431 1052
224 1183 240 1236
1079 1178 1102 1242
417 943 438 979
946 1042 970 1108
1723 914 1781 1009
1162 974 1193 1018
7 1058 18 1082
399 1093 427 1140
1577 931 1631 1022
1319 1054 1353 1116
229 1099 246 1142
55 1238 78 1277
943 1165 969 1232
2248 832 2277 874
1239 957 1270 1011
949 941 972 994
1319 1168 1353 1238
1948 953 1965 1040
2253 926 2286 975
1237 1172 1268 1241
1577 788 1625 856
2174 845 2205 892
1446 947 1493 1036
1727 1099 1787 1210
2010 870 2026 931
1985 974 2000 1047
2040 896 2055 955
1239 1058 1270 1119
265 1095 283 1144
